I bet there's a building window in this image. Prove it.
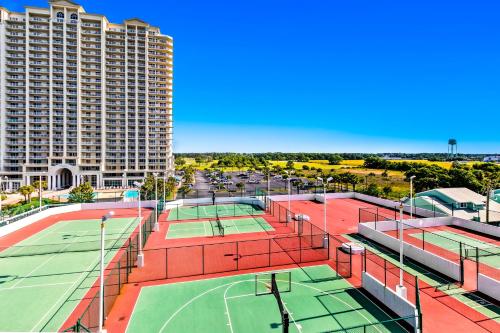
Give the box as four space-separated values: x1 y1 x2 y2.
459 202 467 209
70 13 78 20
56 12 64 19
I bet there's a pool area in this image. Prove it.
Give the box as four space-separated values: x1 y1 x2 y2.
123 189 139 200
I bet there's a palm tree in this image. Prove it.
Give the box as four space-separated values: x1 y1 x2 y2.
18 185 35 203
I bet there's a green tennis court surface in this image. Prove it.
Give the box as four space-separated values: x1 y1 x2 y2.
167 203 264 221
126 264 405 333
409 230 500 268
166 217 274 239
0 217 138 332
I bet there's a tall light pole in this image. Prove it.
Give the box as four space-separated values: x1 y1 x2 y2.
163 173 166 212
318 176 333 248
133 181 145 267
285 170 292 222
0 176 7 221
123 172 127 189
39 173 43 211
99 211 114 333
153 173 159 231
409 175 416 219
396 202 407 298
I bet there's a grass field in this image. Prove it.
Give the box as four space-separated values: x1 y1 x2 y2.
126 265 406 333
409 230 500 268
0 217 138 332
167 203 264 221
166 217 274 239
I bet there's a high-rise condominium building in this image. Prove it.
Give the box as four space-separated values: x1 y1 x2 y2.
0 0 173 191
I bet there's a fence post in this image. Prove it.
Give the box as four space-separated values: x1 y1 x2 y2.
165 248 168 279
118 261 121 292
268 239 271 267
422 230 425 250
348 245 352 278
384 259 387 286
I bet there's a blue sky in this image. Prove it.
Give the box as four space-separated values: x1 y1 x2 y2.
5 0 500 153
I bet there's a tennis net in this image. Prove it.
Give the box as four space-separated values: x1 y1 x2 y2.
255 271 291 333
0 236 130 259
464 246 500 259
215 214 224 237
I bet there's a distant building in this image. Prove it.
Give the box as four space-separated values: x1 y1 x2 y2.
381 155 402 160
416 187 485 211
412 187 500 222
483 156 500 162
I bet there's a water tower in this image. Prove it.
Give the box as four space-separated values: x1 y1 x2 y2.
448 139 457 158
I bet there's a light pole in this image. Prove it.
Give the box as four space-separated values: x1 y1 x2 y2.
99 211 114 333
133 181 145 268
153 173 159 231
285 170 292 222
396 202 407 298
163 173 166 212
0 176 7 221
409 175 416 219
123 172 127 189
39 173 43 211
318 176 333 248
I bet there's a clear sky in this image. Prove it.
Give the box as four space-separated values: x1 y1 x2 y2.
5 0 500 153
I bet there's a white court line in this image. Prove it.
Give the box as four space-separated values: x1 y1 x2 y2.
31 246 102 331
32 218 136 332
158 272 390 333
203 220 209 236
0 222 70 259
8 231 90 289
0 281 73 291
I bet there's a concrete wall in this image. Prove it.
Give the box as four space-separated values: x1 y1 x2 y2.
0 204 81 237
478 274 500 301
362 272 419 329
450 217 500 238
359 223 461 281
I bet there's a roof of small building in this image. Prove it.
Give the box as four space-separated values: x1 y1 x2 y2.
419 187 485 205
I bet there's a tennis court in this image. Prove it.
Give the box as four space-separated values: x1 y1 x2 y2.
409 230 500 268
0 217 138 332
166 217 274 239
126 264 407 333
167 203 264 221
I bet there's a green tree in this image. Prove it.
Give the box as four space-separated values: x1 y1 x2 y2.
286 160 295 170
33 180 48 193
177 185 192 199
328 154 343 165
68 182 94 203
175 157 186 167
302 165 310 170
382 185 392 197
364 183 380 197
18 185 35 203
345 173 362 191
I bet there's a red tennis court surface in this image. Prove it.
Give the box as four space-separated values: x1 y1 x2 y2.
281 198 412 234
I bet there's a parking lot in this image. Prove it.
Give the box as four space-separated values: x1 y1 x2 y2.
185 170 319 199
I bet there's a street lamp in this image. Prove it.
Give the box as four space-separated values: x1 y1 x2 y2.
39 173 43 212
133 181 145 268
123 172 127 189
285 170 293 222
0 176 8 221
99 211 115 333
409 175 416 219
318 176 333 248
163 173 166 212
396 202 407 299
153 172 159 231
